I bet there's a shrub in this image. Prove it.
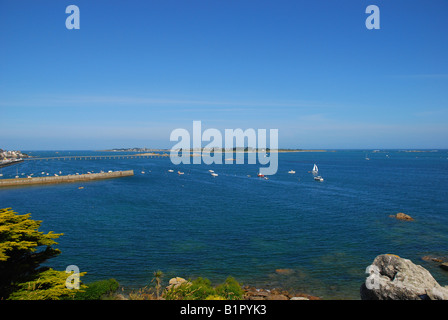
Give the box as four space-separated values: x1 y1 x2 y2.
74 279 119 300
215 276 244 300
164 276 244 300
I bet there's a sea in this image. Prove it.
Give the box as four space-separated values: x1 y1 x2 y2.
1 150 447 299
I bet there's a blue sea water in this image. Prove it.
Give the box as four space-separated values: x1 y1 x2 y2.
1 150 447 299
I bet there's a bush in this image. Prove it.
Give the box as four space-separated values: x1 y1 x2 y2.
215 276 244 300
74 279 119 300
188 277 216 300
164 276 243 300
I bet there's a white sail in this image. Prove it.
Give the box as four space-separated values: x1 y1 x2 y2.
312 164 318 174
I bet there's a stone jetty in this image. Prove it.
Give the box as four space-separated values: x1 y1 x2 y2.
0 170 134 188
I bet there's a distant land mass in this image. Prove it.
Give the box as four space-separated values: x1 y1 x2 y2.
101 147 328 153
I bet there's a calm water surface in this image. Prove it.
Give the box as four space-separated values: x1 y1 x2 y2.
1 150 447 299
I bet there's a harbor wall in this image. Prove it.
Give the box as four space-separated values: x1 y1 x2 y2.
0 170 134 188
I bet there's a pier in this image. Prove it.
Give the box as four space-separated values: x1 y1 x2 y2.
0 170 134 188
23 153 169 162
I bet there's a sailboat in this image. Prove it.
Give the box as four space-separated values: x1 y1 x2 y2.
312 164 324 182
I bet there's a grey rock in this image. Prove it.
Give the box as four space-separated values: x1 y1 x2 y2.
361 254 448 300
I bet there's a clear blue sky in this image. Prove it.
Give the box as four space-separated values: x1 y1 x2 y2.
0 0 447 150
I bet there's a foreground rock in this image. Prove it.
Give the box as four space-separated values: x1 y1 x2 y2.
361 254 448 300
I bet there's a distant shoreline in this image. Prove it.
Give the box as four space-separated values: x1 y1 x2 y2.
100 149 328 153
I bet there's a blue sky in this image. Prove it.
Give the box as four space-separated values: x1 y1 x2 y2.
0 0 447 150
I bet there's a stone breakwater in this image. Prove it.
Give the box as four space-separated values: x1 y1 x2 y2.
0 170 134 188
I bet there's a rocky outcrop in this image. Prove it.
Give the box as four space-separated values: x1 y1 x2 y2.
243 286 320 300
389 212 414 221
422 255 448 272
361 254 448 300
440 263 448 272
166 277 191 290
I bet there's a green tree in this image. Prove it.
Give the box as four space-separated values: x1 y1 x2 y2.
0 208 84 299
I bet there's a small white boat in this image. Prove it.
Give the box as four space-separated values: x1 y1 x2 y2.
312 164 323 181
178 171 184 175
288 170 295 174
211 173 218 177
168 169 174 172
209 170 214 173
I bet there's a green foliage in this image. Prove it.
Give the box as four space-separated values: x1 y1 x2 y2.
0 208 62 262
7 268 86 300
215 276 244 300
74 279 119 300
205 295 226 300
187 277 216 300
164 276 243 300
0 208 76 300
